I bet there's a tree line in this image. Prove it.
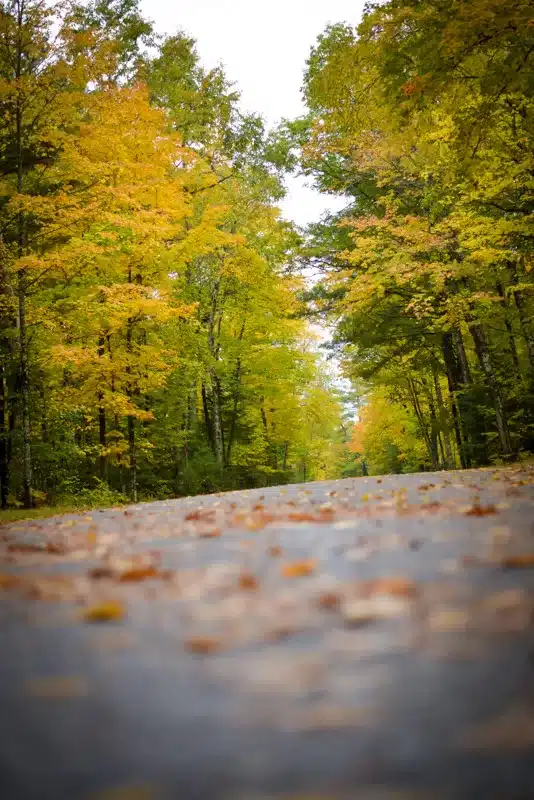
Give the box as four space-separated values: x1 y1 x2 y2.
279 0 534 474
0 0 347 509
3 0 531 508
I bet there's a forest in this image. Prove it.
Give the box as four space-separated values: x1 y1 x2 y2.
1 0 533 510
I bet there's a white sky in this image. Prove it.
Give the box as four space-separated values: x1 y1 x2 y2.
140 0 365 226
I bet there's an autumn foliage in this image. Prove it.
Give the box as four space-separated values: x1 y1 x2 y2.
0 0 346 509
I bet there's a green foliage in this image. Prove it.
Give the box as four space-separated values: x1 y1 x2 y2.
0 0 346 509
288 0 534 474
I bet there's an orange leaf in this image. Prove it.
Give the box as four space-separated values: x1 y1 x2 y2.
365 577 417 597
119 566 160 582
464 503 497 517
501 554 534 569
0 573 23 590
185 509 215 521
82 601 125 623
238 572 259 590
316 591 342 610
184 636 222 655
281 559 317 578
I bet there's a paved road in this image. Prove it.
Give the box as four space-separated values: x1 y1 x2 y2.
2 466 534 799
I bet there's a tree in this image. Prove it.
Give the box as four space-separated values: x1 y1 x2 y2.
284 1 534 472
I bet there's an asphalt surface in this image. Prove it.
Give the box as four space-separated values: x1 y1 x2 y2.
1 466 534 800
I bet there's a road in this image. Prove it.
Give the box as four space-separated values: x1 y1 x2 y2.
1 466 534 799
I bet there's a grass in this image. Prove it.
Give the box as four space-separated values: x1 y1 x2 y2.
0 496 129 526
0 503 99 525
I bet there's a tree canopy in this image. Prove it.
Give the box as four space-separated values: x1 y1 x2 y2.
2 0 532 509
285 0 534 475
0 0 348 509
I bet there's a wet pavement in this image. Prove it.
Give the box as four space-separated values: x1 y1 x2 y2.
1 466 534 799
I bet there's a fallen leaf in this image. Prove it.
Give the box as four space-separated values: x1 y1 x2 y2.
268 545 282 557
265 625 296 641
316 591 342 610
185 509 215 522
459 707 534 751
184 636 222 655
7 542 43 553
25 675 88 698
428 608 470 632
244 515 272 531
197 527 221 538
238 572 259 590
464 503 497 517
0 573 23 590
281 559 317 578
343 595 412 627
484 589 530 614
461 554 484 567
365 577 417 597
119 566 160 582
46 541 68 554
24 575 74 601
82 601 125 623
88 566 115 580
501 554 534 569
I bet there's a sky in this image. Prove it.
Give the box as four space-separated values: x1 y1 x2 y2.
140 0 366 226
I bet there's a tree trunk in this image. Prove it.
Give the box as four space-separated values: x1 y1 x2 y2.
206 276 224 471
450 391 467 469
442 329 486 467
225 321 246 466
18 279 32 507
126 294 137 501
210 372 224 471
495 283 520 372
433 369 454 468
513 287 534 371
0 239 12 509
442 332 467 466
422 377 441 470
452 327 471 384
226 359 241 466
127 414 137 502
429 400 440 470
97 336 107 481
15 5 32 508
0 359 8 509
282 441 289 471
201 383 213 449
469 322 513 456
408 378 437 470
